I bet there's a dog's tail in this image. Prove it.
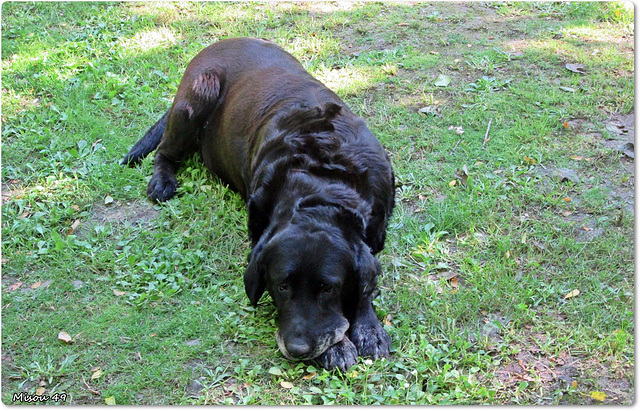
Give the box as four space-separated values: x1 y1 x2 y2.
121 109 170 166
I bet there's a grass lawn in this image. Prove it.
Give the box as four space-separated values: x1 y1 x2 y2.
1 1 634 405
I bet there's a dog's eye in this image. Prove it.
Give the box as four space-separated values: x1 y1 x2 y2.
278 284 288 292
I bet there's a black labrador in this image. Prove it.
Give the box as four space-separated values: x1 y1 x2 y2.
122 38 395 371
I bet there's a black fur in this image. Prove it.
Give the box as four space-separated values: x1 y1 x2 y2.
123 38 395 371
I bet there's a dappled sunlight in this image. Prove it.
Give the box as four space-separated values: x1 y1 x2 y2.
562 24 634 46
120 26 178 54
313 65 378 96
301 1 363 13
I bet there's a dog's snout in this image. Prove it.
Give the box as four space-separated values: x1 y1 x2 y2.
285 339 312 358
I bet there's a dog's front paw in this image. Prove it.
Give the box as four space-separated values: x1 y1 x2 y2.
147 172 178 202
350 321 390 359
314 336 358 372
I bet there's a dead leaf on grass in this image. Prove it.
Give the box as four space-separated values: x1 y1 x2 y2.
302 372 316 380
564 289 580 299
91 368 104 380
559 86 576 93
590 391 606 402
565 63 586 74
112 289 126 296
280 381 294 389
419 106 440 116
605 122 628 135
448 125 464 134
454 165 469 188
66 219 81 236
7 282 23 291
104 396 116 405
36 387 46 395
104 195 114 205
58 331 73 343
434 74 451 87
619 142 634 159
30 281 43 289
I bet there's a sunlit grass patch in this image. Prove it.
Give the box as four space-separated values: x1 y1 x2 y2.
120 26 178 54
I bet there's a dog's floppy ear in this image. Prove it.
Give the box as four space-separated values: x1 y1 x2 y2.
353 242 381 301
244 231 273 306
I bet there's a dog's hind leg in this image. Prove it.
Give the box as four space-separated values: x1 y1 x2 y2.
146 67 222 202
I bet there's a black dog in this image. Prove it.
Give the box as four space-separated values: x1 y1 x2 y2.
122 38 395 371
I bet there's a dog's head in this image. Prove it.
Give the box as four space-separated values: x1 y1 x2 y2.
243 201 380 361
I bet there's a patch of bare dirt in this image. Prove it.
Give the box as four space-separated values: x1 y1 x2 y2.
496 347 633 404
76 200 160 238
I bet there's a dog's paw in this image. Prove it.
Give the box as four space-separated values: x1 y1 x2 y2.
147 172 178 202
350 321 391 359
314 336 358 372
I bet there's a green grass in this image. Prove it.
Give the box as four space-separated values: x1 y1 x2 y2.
1 1 634 405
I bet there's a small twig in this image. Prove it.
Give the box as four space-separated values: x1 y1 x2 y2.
482 117 493 149
81 375 101 395
450 138 462 154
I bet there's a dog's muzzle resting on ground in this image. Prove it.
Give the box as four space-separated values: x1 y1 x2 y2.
122 37 395 371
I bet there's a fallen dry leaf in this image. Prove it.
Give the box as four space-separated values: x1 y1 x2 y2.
454 165 469 188
36 387 45 396
563 197 572 202
590 391 606 402
30 281 43 289
112 290 126 296
104 195 114 205
523 155 537 165
434 74 451 87
418 106 440 116
619 142 634 159
449 277 459 288
91 368 104 380
449 180 457 187
565 63 586 74
104 396 116 405
7 282 23 291
279 381 294 389
302 372 316 380
58 331 73 343
66 219 81 236
571 380 578 389
564 289 580 299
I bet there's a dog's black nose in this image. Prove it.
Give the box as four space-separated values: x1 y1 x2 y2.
286 341 312 358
